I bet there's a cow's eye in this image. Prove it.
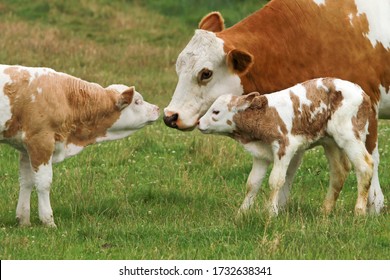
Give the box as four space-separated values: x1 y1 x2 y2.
198 68 213 84
135 99 142 105
212 110 220 115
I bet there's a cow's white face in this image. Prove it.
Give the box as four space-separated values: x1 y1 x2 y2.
163 30 246 130
198 94 237 135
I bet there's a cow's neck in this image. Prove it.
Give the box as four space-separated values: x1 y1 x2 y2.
219 1 312 95
217 1 324 94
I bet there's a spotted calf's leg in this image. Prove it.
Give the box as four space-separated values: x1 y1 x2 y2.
268 143 299 216
25 134 56 227
352 149 373 216
237 156 270 217
276 151 304 210
15 152 35 227
322 140 351 214
337 140 373 215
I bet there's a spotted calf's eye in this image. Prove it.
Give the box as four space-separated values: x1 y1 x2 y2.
212 110 220 115
198 68 213 84
135 99 142 105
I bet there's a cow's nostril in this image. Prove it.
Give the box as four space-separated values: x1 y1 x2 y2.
163 113 179 128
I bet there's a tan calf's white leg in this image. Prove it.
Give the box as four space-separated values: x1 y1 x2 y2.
16 153 35 227
322 141 351 214
238 156 270 216
25 134 56 227
34 158 56 227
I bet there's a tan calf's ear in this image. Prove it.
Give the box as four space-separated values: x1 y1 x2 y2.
117 87 134 110
226 49 254 76
199 12 225 32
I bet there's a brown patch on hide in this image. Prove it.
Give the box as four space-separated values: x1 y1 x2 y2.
321 78 344 116
289 83 327 141
233 95 289 159
352 92 371 140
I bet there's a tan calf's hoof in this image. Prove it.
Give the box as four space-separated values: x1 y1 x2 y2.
16 217 31 227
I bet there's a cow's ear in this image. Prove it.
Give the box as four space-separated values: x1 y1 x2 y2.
199 12 225 32
226 49 254 76
117 87 134 110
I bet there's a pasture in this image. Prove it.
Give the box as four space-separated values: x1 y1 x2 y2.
0 0 389 259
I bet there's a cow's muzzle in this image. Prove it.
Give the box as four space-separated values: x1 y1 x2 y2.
163 112 179 128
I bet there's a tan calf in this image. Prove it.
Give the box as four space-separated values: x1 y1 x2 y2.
0 64 159 227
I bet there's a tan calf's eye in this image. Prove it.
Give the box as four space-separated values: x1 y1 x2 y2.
198 68 213 84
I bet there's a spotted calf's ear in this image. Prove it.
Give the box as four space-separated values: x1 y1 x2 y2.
236 92 264 112
226 49 254 76
116 86 134 110
244 92 261 103
199 12 225 32
247 93 267 110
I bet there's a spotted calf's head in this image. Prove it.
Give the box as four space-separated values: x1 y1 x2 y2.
163 12 254 130
198 92 260 135
107 84 160 132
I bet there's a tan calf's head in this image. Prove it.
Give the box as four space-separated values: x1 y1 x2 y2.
198 92 259 135
105 85 160 138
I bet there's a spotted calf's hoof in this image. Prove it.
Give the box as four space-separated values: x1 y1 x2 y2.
267 204 279 217
354 206 367 216
321 201 334 216
235 208 251 223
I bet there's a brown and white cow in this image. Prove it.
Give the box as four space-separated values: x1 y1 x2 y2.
199 78 373 215
164 0 390 214
0 64 159 227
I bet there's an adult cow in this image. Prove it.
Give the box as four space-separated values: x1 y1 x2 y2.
164 0 389 214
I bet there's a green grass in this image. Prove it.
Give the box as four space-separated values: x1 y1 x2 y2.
0 0 389 260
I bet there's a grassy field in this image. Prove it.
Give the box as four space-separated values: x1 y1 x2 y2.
0 0 389 260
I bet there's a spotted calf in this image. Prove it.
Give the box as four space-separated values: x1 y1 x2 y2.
198 78 373 216
0 64 159 227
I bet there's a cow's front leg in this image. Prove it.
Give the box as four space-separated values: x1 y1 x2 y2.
16 152 35 227
237 156 270 216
